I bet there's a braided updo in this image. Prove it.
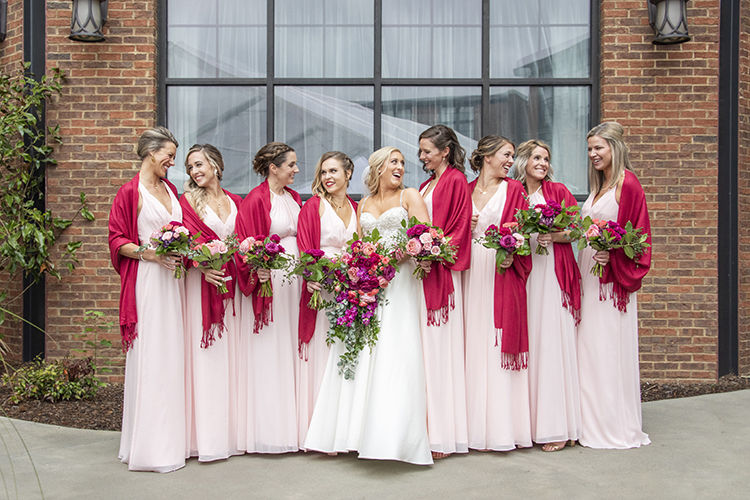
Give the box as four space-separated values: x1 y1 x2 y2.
252 142 295 177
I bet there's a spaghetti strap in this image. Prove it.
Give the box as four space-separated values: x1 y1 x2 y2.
399 190 404 208
361 196 368 213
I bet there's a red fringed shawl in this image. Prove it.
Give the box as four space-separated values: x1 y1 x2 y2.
108 174 179 351
600 170 652 312
541 180 583 325
470 177 532 370
180 190 244 348
296 195 357 357
419 166 472 326
235 180 302 333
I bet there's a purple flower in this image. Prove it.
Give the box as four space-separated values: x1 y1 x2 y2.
265 241 280 255
500 234 517 251
383 265 396 281
406 224 429 238
306 248 325 260
270 234 281 244
541 206 555 218
540 216 554 227
546 200 562 214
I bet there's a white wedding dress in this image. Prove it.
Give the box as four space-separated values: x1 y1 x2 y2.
304 196 433 465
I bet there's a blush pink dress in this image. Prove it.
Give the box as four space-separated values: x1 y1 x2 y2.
184 199 243 461
577 188 650 449
238 190 301 453
463 181 532 451
420 187 469 455
297 198 356 447
526 188 581 445
119 182 186 472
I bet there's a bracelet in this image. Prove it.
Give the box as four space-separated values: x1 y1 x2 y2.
135 245 147 261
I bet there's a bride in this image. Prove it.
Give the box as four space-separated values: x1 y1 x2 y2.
305 147 433 465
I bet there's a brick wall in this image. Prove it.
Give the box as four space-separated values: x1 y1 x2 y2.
739 0 750 377
600 1 720 381
44 1 159 381
0 0 26 363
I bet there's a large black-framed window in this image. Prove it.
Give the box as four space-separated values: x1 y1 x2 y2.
158 0 600 197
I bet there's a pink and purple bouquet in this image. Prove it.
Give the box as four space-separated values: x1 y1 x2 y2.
238 234 292 297
288 248 337 310
148 221 194 279
475 221 531 275
579 218 650 277
515 198 581 255
325 229 398 380
188 234 239 294
393 216 457 279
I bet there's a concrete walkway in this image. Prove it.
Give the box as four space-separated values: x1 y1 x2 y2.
1 390 748 500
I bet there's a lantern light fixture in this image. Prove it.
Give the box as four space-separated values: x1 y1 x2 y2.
69 0 108 42
648 0 690 45
1 0 8 44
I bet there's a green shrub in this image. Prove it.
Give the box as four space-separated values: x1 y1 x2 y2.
2 357 104 404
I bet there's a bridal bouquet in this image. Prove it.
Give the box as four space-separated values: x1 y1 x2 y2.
325 229 398 380
238 234 292 297
148 221 194 279
580 218 650 277
188 234 239 294
288 248 337 310
393 216 457 279
515 198 582 255
475 222 531 275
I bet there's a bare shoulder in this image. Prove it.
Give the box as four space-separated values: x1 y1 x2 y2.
401 187 422 204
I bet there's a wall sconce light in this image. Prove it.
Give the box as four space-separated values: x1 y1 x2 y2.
648 0 690 45
1 0 8 44
69 0 108 42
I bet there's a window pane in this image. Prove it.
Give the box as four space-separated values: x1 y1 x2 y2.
488 86 590 196
490 0 590 79
168 0 266 78
381 87 481 189
167 87 267 195
275 86 374 196
275 0 374 78
382 0 481 79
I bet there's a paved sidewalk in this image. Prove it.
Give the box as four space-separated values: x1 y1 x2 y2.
1 390 748 500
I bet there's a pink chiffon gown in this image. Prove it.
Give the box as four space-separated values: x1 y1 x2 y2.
577 188 650 449
297 198 356 447
184 200 243 461
119 182 186 472
463 182 532 451
420 188 469 455
238 190 301 453
526 188 581 445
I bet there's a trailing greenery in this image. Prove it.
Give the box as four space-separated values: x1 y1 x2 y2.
0 62 94 329
72 310 114 376
2 357 103 404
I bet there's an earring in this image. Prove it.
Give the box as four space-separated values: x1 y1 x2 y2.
151 156 156 164
214 169 219 177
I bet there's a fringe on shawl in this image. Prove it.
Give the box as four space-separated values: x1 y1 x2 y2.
599 281 630 313
120 323 138 352
501 351 528 371
560 290 582 326
426 292 455 327
201 321 226 349
253 302 273 334
299 340 309 361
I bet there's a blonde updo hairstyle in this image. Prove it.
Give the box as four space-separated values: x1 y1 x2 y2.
184 144 225 217
513 139 554 188
587 122 633 194
469 135 515 173
252 142 295 178
366 147 403 196
136 126 178 160
311 151 354 203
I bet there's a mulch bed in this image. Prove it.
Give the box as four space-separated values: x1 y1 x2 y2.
0 375 748 432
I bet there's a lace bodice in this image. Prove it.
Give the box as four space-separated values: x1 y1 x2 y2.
360 206 408 246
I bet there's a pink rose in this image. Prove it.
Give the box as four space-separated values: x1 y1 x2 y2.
347 267 360 282
216 241 228 254
162 231 174 241
239 237 254 253
175 226 189 235
585 225 601 239
513 233 525 248
405 238 422 256
341 252 352 264
361 242 376 256
430 246 441 256
429 228 438 239
151 230 161 240
419 232 433 245
535 207 542 213
360 294 376 304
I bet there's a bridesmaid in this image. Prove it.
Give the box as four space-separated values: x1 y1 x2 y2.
108 126 186 472
513 140 582 452
417 124 472 459
578 122 651 449
296 151 357 447
463 135 532 451
180 144 244 461
235 142 302 453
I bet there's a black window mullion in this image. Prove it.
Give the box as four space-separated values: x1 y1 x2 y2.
158 0 168 126
374 0 382 148
481 0 490 135
267 0 275 142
